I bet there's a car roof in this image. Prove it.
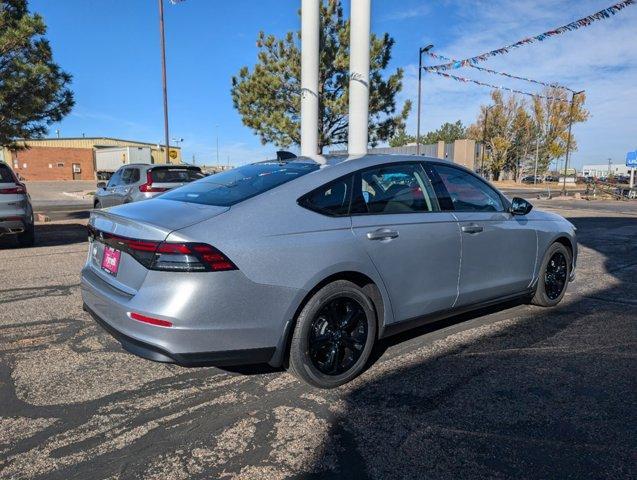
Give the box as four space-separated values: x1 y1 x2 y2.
123 163 200 169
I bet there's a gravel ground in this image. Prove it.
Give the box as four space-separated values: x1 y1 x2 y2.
0 204 635 479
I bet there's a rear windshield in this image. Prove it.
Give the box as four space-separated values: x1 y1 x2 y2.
0 164 15 183
151 168 204 183
161 161 319 206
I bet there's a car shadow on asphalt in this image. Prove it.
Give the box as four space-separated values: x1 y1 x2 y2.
304 215 636 479
0 223 88 249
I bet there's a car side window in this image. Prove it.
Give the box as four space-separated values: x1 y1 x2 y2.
351 163 437 215
431 164 504 212
298 175 353 217
120 168 134 185
107 169 122 188
128 168 140 183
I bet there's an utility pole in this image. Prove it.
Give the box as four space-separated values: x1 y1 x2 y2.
561 90 584 196
480 105 493 177
533 139 539 186
416 44 434 155
215 124 219 165
158 0 171 165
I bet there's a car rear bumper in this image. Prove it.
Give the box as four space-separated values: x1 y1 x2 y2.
0 216 28 236
84 303 275 366
80 264 301 367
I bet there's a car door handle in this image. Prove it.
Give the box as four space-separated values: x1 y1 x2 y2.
366 228 399 240
461 224 484 234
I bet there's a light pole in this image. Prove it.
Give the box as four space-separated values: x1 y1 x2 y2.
416 44 434 155
480 105 493 177
215 124 219 165
561 89 584 196
158 0 171 165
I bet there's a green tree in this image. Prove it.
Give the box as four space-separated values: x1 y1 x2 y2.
388 131 415 147
421 120 466 144
389 120 466 147
469 88 588 180
0 0 74 147
468 91 522 180
231 0 410 154
531 87 588 174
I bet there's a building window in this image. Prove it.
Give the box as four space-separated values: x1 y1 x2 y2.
57 162 65 168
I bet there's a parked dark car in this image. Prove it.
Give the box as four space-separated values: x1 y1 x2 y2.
521 175 543 184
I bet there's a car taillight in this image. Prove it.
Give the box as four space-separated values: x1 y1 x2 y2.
0 184 26 194
139 171 168 193
152 242 237 272
88 227 237 272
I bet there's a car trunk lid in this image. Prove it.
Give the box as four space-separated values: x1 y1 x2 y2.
88 199 229 293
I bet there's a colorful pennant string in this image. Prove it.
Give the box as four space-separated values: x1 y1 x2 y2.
425 52 574 92
427 0 635 71
428 70 571 102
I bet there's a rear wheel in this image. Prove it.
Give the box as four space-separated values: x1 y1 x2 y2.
289 280 377 389
532 242 571 307
17 221 35 248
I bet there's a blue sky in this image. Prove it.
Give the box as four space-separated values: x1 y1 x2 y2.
31 0 637 169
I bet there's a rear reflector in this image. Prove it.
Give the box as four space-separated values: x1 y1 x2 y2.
129 312 173 328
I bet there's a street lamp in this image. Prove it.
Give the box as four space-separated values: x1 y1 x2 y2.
215 124 220 164
158 0 171 165
480 105 493 176
416 44 434 155
561 89 585 196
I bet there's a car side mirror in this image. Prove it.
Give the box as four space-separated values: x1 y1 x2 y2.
97 182 106 189
510 197 533 215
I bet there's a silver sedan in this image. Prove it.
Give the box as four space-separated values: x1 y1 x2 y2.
81 155 577 388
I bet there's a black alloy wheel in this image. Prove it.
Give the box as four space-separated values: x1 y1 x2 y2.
288 280 377 388
308 297 368 376
544 251 568 300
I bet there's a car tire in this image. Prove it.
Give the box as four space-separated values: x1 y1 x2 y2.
17 222 35 248
94 201 102 209
289 280 377 389
532 242 572 307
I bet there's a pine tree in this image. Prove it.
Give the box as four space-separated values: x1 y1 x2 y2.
0 0 74 147
231 0 410 153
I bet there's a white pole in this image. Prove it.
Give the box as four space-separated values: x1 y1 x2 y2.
300 0 320 159
630 168 635 189
348 0 371 156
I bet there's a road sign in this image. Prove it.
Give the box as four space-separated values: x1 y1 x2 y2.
627 150 637 167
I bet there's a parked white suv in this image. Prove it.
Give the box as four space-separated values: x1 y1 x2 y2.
0 162 34 247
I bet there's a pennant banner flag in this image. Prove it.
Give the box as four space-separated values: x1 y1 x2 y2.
425 52 574 92
429 70 571 103
427 0 635 71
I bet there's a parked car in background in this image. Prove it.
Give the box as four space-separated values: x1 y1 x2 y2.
82 155 577 388
94 164 204 208
521 175 543 184
544 175 559 182
0 162 34 247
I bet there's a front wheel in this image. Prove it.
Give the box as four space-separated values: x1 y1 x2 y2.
289 280 377 389
532 242 572 307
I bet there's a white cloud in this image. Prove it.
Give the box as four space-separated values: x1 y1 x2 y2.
399 0 637 168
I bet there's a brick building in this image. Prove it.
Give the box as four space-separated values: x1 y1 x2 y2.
0 137 182 181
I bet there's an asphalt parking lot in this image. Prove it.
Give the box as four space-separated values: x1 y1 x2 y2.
1 201 636 479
